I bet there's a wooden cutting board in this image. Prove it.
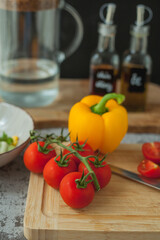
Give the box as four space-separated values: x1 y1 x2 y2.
26 79 160 133
24 144 160 240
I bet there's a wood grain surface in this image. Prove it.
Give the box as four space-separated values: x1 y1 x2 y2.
24 144 160 240
25 79 160 133
0 79 160 132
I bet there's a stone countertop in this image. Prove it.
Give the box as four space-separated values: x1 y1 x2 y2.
0 128 160 240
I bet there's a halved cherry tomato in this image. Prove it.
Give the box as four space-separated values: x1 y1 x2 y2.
43 155 77 189
142 142 160 164
137 159 160 178
63 141 95 166
23 141 56 173
60 172 95 209
78 158 111 189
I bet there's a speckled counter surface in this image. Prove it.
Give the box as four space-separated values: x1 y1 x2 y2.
0 128 160 240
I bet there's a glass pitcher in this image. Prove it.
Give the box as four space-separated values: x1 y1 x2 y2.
0 0 83 107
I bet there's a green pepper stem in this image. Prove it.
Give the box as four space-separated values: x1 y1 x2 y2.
54 141 100 191
91 93 125 115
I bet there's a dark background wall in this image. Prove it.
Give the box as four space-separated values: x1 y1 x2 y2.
60 0 160 85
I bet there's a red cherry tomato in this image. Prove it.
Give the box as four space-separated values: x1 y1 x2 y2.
78 158 111 189
43 156 77 189
63 141 95 166
23 141 56 173
137 159 160 178
60 172 95 209
142 142 160 164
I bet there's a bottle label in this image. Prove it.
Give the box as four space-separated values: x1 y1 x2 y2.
127 68 147 92
90 67 115 94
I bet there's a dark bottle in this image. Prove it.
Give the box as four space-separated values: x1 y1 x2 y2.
120 5 152 111
89 3 119 95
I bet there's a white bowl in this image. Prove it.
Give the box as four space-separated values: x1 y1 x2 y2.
0 102 34 167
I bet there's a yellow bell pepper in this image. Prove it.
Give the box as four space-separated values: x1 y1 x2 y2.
68 93 128 153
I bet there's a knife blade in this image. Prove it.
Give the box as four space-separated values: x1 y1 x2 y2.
109 164 160 190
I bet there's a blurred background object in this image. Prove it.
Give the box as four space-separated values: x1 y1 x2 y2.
89 3 120 95
120 4 152 111
0 0 83 107
60 0 160 86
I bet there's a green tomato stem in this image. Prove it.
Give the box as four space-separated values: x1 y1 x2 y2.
55 141 100 191
91 93 125 115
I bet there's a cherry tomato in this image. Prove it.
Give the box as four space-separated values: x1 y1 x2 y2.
23 141 56 173
137 159 160 178
63 141 95 166
60 172 95 209
78 158 111 189
142 142 160 164
43 156 77 189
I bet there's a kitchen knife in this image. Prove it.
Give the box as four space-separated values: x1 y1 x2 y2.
110 164 160 190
